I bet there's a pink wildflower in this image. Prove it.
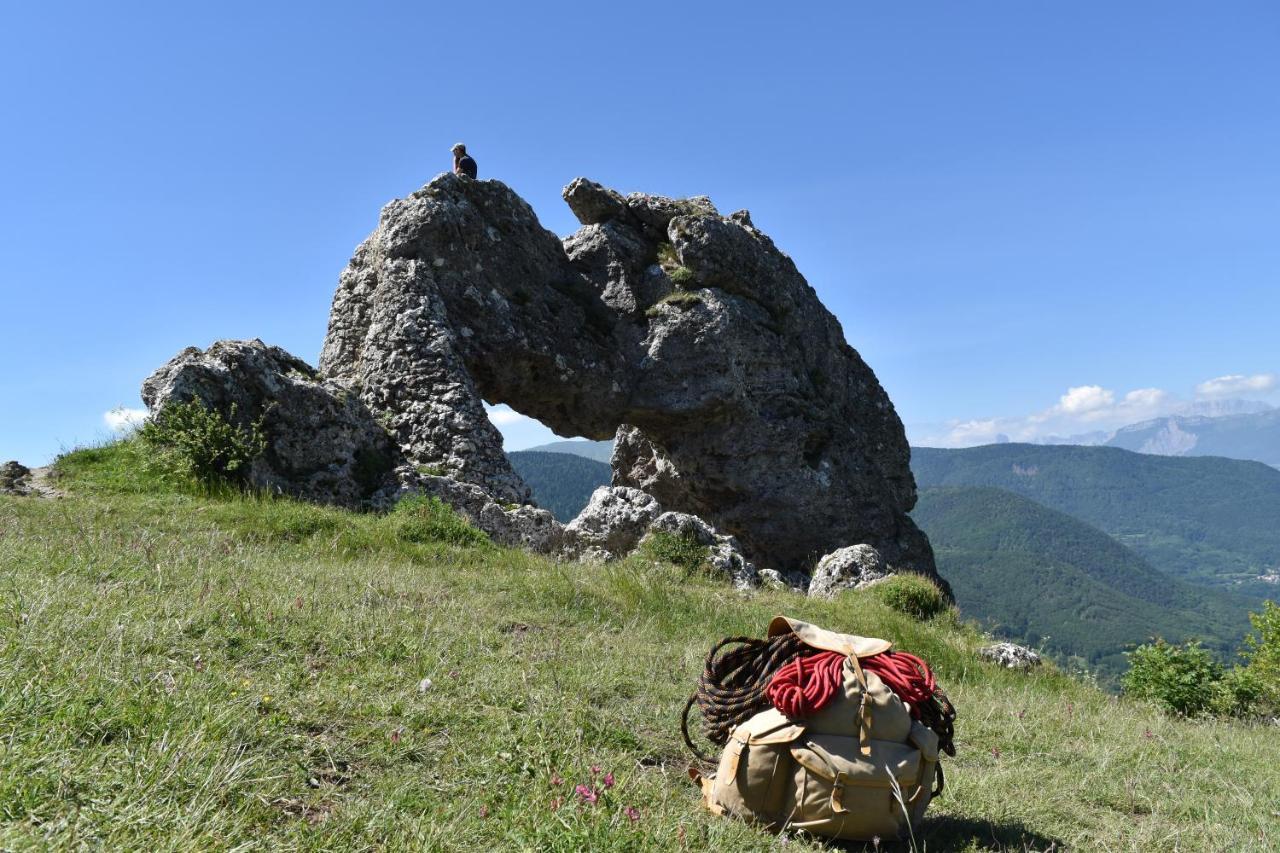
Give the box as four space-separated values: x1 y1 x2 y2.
575 784 598 805
590 764 601 776
624 806 640 823
602 772 615 789
551 774 564 786
550 797 562 812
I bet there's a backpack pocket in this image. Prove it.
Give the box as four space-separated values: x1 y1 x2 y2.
787 734 925 841
704 709 804 827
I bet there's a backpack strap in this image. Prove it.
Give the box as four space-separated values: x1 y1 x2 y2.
846 653 874 756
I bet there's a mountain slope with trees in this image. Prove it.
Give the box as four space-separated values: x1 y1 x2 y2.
912 486 1254 680
507 450 611 521
912 444 1280 597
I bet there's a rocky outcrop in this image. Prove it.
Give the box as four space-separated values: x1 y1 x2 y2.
644 510 758 589
979 642 1043 670
562 486 662 561
141 340 401 507
392 467 563 551
319 173 944 591
807 544 890 599
1 461 33 496
563 486 757 587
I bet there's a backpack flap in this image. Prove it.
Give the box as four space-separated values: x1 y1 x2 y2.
767 615 892 658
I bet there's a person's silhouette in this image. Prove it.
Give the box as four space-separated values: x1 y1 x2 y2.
451 143 477 178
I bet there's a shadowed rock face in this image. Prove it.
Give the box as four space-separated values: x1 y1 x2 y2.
320 174 940 585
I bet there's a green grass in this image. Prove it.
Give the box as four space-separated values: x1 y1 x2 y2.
644 290 703 318
0 441 1277 850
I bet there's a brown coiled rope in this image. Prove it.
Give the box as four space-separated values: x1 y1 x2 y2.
681 634 814 764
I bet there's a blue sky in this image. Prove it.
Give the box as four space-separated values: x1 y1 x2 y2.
2 1 1278 462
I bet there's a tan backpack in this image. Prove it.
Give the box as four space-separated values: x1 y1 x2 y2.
687 616 948 842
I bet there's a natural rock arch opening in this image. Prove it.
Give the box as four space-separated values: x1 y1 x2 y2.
316 173 938 581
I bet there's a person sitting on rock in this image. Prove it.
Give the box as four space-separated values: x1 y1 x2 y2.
451 143 477 179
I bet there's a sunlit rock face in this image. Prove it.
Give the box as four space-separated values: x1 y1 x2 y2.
318 173 942 588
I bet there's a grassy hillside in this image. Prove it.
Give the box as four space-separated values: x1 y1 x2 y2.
913 487 1254 681
912 444 1280 596
1 441 1277 850
508 450 611 521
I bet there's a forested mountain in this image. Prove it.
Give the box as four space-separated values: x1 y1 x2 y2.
508 451 611 521
912 486 1254 681
912 444 1280 597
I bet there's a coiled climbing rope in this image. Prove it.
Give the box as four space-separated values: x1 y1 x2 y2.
682 635 957 763
681 633 814 763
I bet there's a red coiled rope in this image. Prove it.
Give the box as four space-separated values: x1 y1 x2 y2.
765 651 845 718
864 651 936 718
764 648 956 756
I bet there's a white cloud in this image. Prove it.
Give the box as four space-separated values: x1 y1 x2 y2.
104 407 148 433
913 371 1277 449
1195 373 1277 398
485 404 531 426
1056 385 1114 415
913 383 1178 448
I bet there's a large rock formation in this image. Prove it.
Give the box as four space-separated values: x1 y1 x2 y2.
319 174 941 587
141 340 400 507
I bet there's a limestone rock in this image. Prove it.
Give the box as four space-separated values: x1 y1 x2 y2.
317 173 947 593
807 545 890 599
979 642 1043 670
141 339 400 507
390 467 563 551
562 486 662 560
645 510 758 589
1 461 33 496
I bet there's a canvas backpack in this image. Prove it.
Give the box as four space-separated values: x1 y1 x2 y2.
687 616 948 842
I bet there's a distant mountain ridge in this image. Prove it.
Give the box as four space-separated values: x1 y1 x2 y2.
519 440 614 463
911 443 1280 598
1104 408 1280 468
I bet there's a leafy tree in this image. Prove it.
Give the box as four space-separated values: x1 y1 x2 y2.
1241 600 1280 707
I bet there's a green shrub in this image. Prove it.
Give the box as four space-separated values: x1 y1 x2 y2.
639 531 711 576
139 398 266 485
1210 666 1266 717
390 495 489 547
870 574 949 620
1123 639 1221 717
1241 600 1280 709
